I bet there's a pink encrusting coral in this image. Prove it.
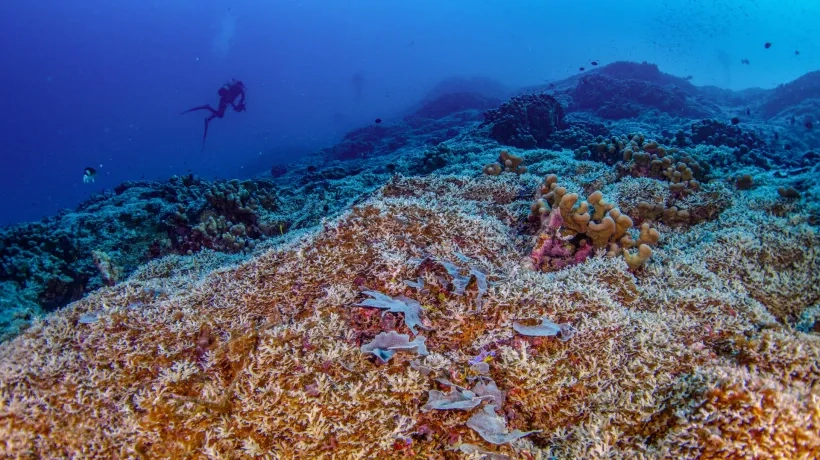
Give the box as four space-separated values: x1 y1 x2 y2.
530 208 572 267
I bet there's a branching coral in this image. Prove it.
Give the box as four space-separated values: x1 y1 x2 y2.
654 364 820 459
0 174 816 459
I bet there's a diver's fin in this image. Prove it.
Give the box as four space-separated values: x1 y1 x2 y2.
201 118 210 151
182 105 215 115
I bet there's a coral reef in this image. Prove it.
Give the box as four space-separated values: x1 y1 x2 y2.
481 93 566 148
322 125 389 160
1 172 817 458
0 173 360 329
323 94 492 163
573 133 737 227
568 62 713 119
1 60 819 458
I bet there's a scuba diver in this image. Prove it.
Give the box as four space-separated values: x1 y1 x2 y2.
182 79 246 150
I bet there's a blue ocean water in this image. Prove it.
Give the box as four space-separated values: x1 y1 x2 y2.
0 0 817 226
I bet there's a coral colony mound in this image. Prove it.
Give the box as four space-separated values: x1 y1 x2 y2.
1 62 819 458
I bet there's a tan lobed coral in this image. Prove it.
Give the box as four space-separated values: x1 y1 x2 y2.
529 174 660 271
484 149 528 176
0 173 818 459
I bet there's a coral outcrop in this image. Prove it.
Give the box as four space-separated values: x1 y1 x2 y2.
572 74 690 119
528 174 660 271
689 118 768 150
483 149 527 176
481 93 566 148
759 70 820 118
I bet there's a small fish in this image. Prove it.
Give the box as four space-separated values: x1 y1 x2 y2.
741 58 750 65
774 132 779 140
374 118 382 124
746 108 750 116
806 120 814 130
795 50 800 55
83 167 97 184
764 42 772 49
79 312 100 324
790 116 796 125
785 144 792 150
684 75 693 81
590 61 598 66
731 117 740 125
579 67 585 71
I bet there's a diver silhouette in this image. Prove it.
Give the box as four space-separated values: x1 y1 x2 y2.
182 79 246 150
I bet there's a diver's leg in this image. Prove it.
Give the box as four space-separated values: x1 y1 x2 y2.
213 102 228 118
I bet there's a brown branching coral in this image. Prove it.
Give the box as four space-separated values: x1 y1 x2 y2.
698 206 820 324
654 353 820 459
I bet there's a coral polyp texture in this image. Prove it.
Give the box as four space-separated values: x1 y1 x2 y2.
1 61 819 458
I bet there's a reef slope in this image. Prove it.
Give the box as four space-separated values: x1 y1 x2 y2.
0 168 817 458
